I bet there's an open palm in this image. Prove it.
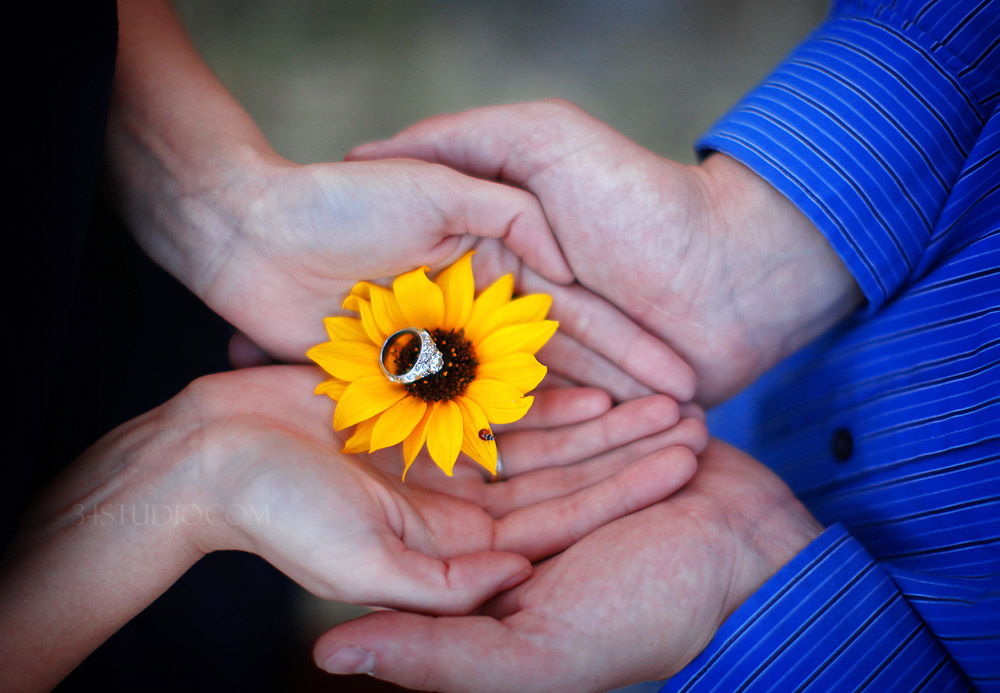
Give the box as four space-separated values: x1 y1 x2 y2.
186 365 704 615
312 439 823 691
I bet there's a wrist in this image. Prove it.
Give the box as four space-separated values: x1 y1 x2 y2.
105 101 281 297
697 153 863 395
0 396 205 690
686 440 824 631
106 0 289 305
721 474 824 627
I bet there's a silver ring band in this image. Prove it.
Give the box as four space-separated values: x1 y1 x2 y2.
493 451 504 482
380 328 444 384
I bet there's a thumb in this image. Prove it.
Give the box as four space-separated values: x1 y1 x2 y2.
313 610 553 692
448 172 573 284
348 99 607 189
341 544 532 616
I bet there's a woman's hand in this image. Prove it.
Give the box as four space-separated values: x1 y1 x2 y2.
107 2 694 401
0 365 705 691
191 366 704 609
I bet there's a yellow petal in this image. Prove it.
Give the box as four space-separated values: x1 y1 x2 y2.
425 399 463 476
393 266 444 329
476 294 552 340
351 282 409 337
476 352 547 394
435 251 475 331
343 294 362 312
465 379 535 424
314 378 349 401
342 416 378 454
306 340 382 381
350 282 372 300
476 320 559 360
455 396 497 474
402 403 436 479
353 297 388 345
333 375 407 431
367 283 410 337
323 316 369 342
370 396 427 453
464 274 515 343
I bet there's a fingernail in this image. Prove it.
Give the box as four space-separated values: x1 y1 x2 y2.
319 646 376 675
499 566 532 591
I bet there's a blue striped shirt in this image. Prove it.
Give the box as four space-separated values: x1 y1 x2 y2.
665 1 1000 690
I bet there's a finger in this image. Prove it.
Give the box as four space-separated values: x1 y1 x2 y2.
537 332 656 402
314 610 555 692
227 332 275 369
498 395 679 476
462 241 657 401
536 372 577 389
498 386 611 431
493 445 697 560
342 538 531 616
455 392 671 485
520 268 697 401
444 169 573 285
484 416 709 516
382 386 612 488
679 401 707 422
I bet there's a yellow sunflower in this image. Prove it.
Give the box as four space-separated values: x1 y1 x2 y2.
307 251 557 478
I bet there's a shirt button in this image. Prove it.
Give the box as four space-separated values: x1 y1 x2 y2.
831 427 853 462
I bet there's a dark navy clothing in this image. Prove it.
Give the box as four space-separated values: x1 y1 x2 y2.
5 0 119 555
7 4 299 690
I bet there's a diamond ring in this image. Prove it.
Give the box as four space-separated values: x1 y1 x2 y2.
380 328 444 384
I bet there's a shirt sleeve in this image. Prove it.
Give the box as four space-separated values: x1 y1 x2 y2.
695 1 996 311
659 524 980 692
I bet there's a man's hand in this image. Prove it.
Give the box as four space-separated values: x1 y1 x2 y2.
348 100 863 405
312 439 823 692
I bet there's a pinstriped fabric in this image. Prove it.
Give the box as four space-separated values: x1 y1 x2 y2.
698 11 985 310
667 1 1000 691
661 527 971 692
841 1 1000 105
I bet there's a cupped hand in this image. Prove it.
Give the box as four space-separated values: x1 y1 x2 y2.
198 157 566 362
111 32 696 403
0 362 703 692
184 365 704 615
110 1 698 401
348 100 862 405
222 226 696 402
312 438 823 691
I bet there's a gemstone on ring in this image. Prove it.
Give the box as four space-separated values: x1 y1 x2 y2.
380 328 445 384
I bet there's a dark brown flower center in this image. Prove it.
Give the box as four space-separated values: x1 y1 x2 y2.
396 328 478 402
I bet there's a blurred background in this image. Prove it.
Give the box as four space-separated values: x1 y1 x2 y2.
173 0 827 165
60 1 828 691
